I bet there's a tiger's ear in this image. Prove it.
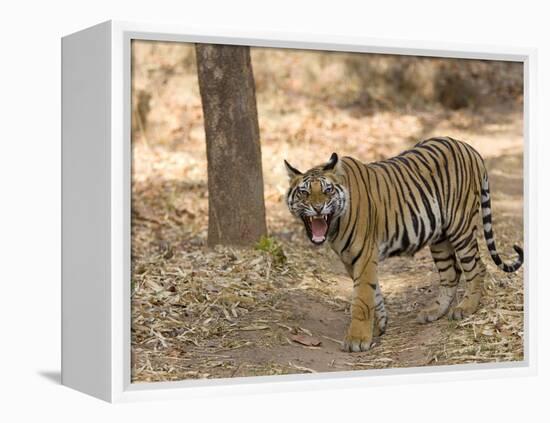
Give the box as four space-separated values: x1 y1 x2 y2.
323 152 344 176
322 152 340 170
323 153 338 170
284 160 303 179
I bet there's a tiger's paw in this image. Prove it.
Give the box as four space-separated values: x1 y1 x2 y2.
343 335 373 352
448 304 476 320
416 305 445 324
448 297 480 320
342 322 374 352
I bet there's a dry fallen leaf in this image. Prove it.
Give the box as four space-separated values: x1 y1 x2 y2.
240 325 270 331
290 334 322 347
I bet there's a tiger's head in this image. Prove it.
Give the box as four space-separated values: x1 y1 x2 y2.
284 153 348 245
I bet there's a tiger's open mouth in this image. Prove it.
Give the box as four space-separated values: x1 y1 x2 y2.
302 214 333 245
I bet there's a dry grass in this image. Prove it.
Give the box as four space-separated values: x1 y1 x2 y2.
131 41 524 383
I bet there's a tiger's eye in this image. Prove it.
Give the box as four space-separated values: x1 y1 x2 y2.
325 185 334 194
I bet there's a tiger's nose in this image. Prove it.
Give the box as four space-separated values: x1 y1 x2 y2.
313 205 323 214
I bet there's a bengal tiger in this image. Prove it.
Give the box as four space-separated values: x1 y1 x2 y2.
284 137 523 352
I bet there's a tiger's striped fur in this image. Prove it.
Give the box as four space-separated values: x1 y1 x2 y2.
284 137 523 352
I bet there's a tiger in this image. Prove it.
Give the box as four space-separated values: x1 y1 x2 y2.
284 136 523 352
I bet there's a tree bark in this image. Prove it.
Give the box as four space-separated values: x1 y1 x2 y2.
195 44 267 247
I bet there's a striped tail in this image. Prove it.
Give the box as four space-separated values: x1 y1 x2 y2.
480 172 523 273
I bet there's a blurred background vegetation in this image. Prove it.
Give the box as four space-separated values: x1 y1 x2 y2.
132 41 522 150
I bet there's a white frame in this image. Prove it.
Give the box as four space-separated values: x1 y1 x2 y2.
61 20 538 403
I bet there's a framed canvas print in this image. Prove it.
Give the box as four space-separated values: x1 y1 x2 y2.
61 20 537 402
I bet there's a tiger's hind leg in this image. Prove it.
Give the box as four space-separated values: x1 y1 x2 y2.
373 283 388 336
448 231 486 320
417 240 461 323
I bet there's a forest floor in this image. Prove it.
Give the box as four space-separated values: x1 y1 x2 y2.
131 99 524 382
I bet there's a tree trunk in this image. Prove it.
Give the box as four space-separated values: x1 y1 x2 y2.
195 44 267 247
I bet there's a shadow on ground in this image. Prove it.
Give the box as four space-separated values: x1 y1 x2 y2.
37 370 61 384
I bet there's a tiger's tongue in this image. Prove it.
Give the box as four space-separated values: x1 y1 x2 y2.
311 217 328 242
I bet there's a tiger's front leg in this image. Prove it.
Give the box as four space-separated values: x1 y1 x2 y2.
343 261 378 352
